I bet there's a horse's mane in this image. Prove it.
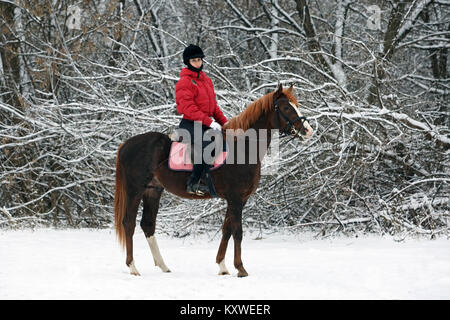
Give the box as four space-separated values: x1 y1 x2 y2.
223 89 298 131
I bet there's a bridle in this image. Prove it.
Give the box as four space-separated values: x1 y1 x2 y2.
274 98 308 138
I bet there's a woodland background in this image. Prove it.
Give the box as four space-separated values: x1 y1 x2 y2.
0 0 448 238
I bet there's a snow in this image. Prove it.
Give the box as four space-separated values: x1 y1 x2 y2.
1 228 449 300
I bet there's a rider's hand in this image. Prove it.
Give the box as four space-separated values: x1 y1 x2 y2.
210 121 222 131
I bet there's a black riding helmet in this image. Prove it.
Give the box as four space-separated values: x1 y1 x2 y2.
183 44 205 77
183 44 205 65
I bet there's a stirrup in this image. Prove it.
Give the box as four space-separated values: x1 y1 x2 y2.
202 172 218 198
187 181 209 196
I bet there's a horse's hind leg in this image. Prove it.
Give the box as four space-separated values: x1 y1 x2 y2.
124 193 142 276
140 183 170 273
216 207 232 275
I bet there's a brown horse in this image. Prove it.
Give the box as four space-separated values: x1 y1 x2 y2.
114 84 313 277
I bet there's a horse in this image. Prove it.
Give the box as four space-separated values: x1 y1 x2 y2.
114 84 313 277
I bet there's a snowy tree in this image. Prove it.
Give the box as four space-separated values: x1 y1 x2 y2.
0 0 448 237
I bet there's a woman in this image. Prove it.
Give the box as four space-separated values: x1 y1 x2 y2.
176 44 228 195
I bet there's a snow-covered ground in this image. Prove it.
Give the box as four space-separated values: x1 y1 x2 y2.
1 228 449 299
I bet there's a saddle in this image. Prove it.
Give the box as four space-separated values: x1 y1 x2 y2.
168 129 227 172
168 129 227 198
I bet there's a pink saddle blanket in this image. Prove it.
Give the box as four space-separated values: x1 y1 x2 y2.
168 142 227 172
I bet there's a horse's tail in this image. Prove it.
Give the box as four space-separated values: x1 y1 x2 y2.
114 143 127 250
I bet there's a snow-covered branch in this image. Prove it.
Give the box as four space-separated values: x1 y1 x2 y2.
0 0 448 236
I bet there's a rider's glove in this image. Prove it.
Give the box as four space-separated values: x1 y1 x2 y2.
209 121 222 131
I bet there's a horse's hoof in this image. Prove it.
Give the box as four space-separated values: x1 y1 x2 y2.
158 264 171 273
237 269 248 277
128 260 141 276
218 260 230 275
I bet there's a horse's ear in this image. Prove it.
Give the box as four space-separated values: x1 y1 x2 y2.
274 83 283 99
287 83 294 94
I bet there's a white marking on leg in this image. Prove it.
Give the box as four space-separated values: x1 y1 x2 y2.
218 259 230 275
128 260 140 276
146 236 171 272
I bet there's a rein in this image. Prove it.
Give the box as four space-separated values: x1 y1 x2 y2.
274 102 308 138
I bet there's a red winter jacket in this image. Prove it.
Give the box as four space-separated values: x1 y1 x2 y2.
176 68 227 127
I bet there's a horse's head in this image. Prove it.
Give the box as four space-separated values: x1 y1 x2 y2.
272 84 313 140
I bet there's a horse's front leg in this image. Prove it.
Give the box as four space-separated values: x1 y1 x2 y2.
230 201 248 277
217 199 248 277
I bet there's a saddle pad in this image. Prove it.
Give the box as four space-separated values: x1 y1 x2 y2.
168 142 227 172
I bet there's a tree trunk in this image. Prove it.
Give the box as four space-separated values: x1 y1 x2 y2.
0 2 22 108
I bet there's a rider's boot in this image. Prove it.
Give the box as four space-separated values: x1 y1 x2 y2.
186 164 209 195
